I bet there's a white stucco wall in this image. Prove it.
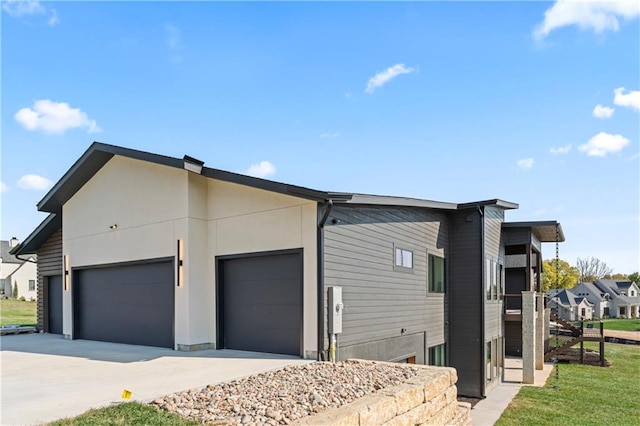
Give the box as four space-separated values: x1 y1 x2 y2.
61 155 318 356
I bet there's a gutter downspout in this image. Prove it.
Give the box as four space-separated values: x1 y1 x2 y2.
317 199 333 361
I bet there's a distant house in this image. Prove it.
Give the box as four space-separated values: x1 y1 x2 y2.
546 288 593 321
1 238 37 300
570 280 640 319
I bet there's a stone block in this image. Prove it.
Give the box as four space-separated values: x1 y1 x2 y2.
381 403 430 426
294 406 359 425
423 372 451 402
419 401 457 426
444 386 457 404
380 383 425 414
355 394 398 426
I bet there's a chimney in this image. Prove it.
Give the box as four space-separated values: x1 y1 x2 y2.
10 237 19 248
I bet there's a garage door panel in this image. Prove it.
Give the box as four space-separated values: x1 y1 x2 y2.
75 261 174 348
221 252 302 356
225 303 301 330
225 279 300 304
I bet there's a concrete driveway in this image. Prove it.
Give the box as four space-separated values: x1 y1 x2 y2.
0 334 311 425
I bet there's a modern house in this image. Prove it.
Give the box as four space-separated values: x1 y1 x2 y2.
1 238 37 300
572 280 640 319
10 142 564 398
545 288 593 321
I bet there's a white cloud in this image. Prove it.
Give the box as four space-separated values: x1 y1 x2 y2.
17 174 53 191
165 24 182 63
534 0 640 40
550 144 572 154
245 161 276 179
365 63 416 94
578 132 630 157
2 0 44 17
592 104 614 118
320 132 340 139
14 99 101 134
48 8 59 26
2 0 58 26
613 87 640 112
0 182 9 193
517 158 535 170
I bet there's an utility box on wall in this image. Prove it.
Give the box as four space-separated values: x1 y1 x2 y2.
328 286 343 334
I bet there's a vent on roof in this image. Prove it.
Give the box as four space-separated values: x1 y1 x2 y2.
183 155 204 174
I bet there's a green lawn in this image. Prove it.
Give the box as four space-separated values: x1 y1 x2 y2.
49 402 198 426
580 318 640 332
497 343 640 426
0 298 37 326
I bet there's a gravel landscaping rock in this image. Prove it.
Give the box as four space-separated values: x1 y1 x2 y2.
151 360 421 425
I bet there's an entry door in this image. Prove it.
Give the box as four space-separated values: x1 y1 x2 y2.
47 276 63 334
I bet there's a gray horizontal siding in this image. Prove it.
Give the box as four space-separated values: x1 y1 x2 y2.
323 205 448 362
36 227 63 332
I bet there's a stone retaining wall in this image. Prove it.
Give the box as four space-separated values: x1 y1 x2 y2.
295 360 471 426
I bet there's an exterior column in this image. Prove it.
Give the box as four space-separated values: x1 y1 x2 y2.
536 294 545 370
544 307 550 353
522 291 536 384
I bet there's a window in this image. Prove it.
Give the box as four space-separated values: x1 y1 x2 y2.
486 259 491 300
498 263 504 299
492 339 498 380
486 341 492 382
394 247 413 269
492 260 498 300
428 344 446 366
581 308 586 317
428 254 445 293
0 278 5 292
28 280 36 291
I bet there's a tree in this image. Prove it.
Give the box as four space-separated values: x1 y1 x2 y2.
13 283 18 299
603 273 628 280
542 259 579 292
629 272 640 284
576 257 613 283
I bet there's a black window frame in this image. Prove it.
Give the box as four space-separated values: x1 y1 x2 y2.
428 254 446 293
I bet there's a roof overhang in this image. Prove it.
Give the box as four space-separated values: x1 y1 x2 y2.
457 199 519 210
36 142 345 214
343 194 458 210
9 214 61 255
502 221 566 242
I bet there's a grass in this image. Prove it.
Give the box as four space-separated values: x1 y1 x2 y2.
0 298 37 326
580 318 640 332
49 402 198 426
497 343 640 426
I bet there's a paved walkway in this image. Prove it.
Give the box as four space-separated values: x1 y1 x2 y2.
1 334 310 425
470 357 554 426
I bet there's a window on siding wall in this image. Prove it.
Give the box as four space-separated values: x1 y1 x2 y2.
492 260 498 300
486 341 492 382
394 247 413 269
428 344 446 366
28 280 35 291
498 263 504 299
428 254 446 293
0 278 5 294
486 259 492 300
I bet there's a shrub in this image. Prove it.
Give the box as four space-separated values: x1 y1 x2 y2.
13 283 18 299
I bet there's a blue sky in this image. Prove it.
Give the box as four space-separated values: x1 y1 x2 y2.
2 1 639 273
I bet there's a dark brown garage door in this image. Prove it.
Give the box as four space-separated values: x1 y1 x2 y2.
47 275 63 334
219 251 302 356
74 260 174 348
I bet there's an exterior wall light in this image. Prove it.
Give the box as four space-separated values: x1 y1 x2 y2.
64 255 70 291
109 224 118 229
176 239 184 287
